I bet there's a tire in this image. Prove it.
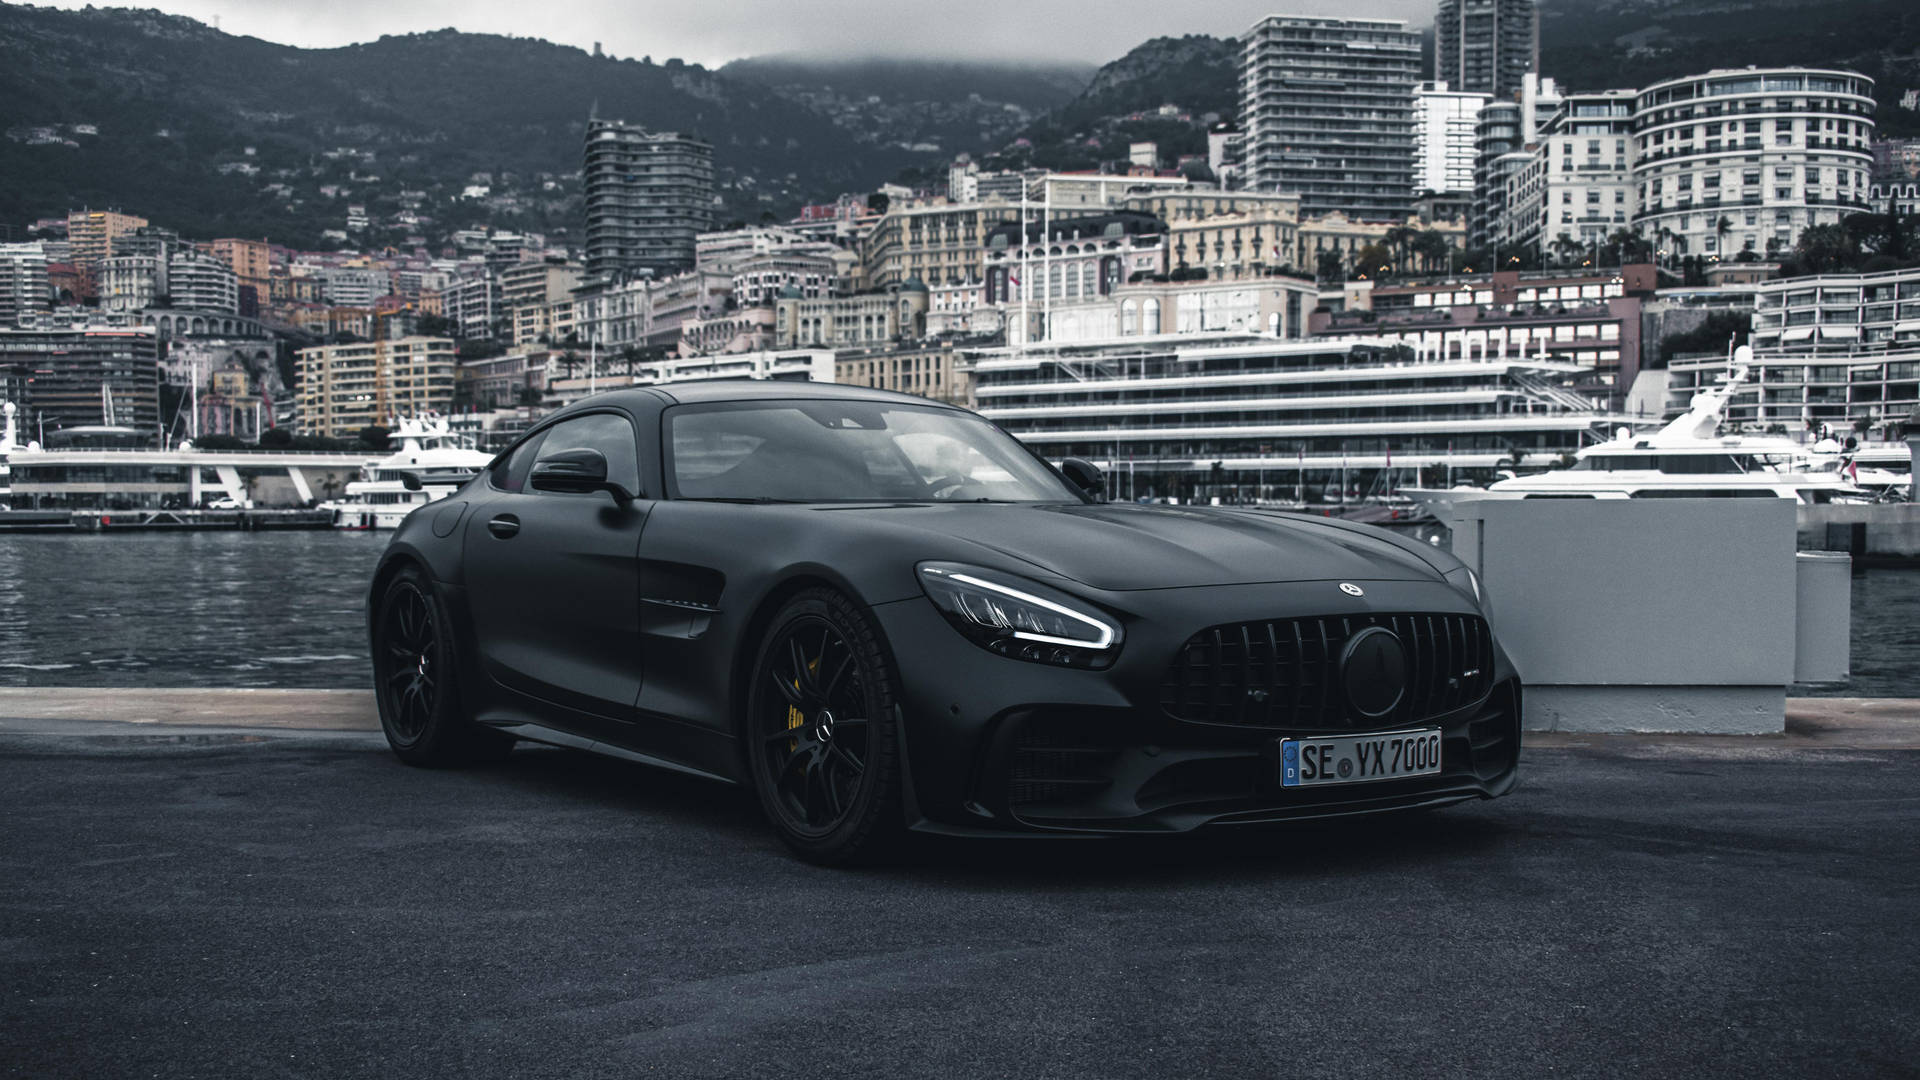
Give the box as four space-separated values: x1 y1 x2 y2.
743 588 906 865
372 565 514 767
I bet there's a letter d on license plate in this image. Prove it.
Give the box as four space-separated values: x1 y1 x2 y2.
1281 729 1442 788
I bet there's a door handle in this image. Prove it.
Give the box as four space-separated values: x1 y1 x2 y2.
486 514 520 539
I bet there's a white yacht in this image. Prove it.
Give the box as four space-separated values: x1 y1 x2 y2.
320 415 492 529
1411 347 1867 510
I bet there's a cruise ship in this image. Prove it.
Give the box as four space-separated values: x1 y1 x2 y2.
965 332 1642 504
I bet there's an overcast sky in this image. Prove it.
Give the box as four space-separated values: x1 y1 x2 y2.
48 0 1437 67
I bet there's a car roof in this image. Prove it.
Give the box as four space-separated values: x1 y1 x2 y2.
553 380 963 415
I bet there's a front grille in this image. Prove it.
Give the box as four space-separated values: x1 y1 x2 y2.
1160 613 1494 730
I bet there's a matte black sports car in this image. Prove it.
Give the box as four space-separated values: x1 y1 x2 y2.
368 382 1520 863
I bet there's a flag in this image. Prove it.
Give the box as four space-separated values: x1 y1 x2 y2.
1848 459 1859 483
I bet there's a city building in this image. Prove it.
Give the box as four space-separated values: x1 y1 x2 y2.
317 267 392 308
1413 82 1490 197
966 332 1625 502
1119 190 1304 278
1499 90 1636 257
209 238 272 312
1631 67 1876 260
1471 74 1561 250
773 283 930 350
982 211 1169 330
166 251 240 315
1240 15 1422 219
861 202 1020 292
545 350 835 403
0 243 52 328
679 307 775 356
446 273 499 341
0 326 161 441
459 350 564 412
1294 213 1468 276
1313 264 1657 393
583 118 714 279
97 256 163 314
1718 266 1920 439
65 209 148 273
1040 276 1319 345
1434 0 1538 100
1029 172 1190 210
294 336 456 438
835 342 971 406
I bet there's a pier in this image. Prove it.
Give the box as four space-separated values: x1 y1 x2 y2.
0 508 335 532
2 687 1916 1077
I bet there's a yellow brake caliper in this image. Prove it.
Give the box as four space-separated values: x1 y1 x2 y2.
786 654 819 751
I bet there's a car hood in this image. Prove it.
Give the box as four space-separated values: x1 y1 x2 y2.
826 502 1444 592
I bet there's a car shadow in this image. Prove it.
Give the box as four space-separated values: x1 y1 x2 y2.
446 742 1526 884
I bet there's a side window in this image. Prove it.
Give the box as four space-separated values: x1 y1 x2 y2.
489 431 546 493
532 412 642 495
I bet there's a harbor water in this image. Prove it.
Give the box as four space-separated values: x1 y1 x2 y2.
0 532 1913 697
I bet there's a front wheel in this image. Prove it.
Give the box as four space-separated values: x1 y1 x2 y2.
744 588 906 865
372 565 513 766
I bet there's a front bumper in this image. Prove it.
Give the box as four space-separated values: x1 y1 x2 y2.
869 578 1521 836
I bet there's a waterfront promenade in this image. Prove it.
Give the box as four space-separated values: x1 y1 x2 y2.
2 690 1917 1078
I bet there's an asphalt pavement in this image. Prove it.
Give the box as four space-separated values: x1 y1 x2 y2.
2 725 1916 1079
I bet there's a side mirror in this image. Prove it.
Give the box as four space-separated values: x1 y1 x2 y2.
1060 457 1106 501
530 448 634 507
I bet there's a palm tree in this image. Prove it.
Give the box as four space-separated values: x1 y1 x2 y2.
1386 225 1420 273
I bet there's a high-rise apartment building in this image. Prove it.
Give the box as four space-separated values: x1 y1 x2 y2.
0 244 51 328
210 238 273 311
1435 0 1538 101
1414 82 1491 197
1631 67 1876 260
1498 90 1636 256
294 336 456 437
583 118 714 280
65 209 148 273
0 327 161 438
1470 74 1561 249
1240 16 1422 220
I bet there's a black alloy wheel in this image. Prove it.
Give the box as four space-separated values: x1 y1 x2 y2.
372 565 512 766
746 589 903 864
382 581 439 741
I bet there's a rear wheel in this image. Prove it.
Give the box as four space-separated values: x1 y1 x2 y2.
372 565 513 766
745 589 905 865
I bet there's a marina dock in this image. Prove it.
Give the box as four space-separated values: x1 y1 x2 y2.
0 508 335 532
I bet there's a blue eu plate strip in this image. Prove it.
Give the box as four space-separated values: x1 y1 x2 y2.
1281 740 1299 788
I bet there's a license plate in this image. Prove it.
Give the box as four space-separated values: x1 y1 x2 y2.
1281 729 1442 788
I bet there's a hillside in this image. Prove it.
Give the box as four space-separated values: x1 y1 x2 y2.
992 35 1241 172
718 54 1090 157
0 4 917 247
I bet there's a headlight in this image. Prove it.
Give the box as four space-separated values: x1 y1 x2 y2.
1444 565 1484 608
917 562 1122 668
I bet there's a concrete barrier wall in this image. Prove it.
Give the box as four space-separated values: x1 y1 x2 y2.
1447 499 1804 734
1799 504 1920 559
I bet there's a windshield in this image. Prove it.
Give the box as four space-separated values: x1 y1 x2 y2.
666 400 1084 503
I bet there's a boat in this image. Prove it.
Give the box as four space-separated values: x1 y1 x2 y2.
0 402 21 510
319 415 492 529
1408 346 1869 514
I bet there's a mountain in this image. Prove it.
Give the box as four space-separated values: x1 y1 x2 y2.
0 3 920 247
1538 0 1920 134
995 35 1241 173
718 54 1090 158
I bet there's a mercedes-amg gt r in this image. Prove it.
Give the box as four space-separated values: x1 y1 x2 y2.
368 382 1520 863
